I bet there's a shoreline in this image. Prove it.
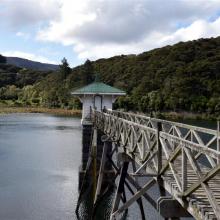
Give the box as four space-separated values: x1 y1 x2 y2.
132 111 218 121
156 111 218 121
0 107 218 121
0 107 81 117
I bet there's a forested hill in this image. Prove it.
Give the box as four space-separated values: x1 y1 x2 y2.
6 57 59 71
0 36 220 117
68 37 220 115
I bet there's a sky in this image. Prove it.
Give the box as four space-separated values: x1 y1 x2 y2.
0 0 220 67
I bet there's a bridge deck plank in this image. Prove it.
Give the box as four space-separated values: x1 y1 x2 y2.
160 154 220 220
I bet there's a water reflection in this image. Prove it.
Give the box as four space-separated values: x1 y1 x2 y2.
0 114 212 220
0 114 81 220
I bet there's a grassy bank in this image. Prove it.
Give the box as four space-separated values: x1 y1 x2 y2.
0 107 81 117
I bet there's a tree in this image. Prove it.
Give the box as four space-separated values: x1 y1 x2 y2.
19 85 38 105
0 54 6 64
82 59 94 85
0 87 6 99
148 91 163 112
59 57 71 79
4 85 20 100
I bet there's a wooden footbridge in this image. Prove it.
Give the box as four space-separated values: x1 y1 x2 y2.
72 79 220 219
76 108 220 220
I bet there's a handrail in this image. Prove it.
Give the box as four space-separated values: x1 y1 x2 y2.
92 109 220 219
106 109 218 136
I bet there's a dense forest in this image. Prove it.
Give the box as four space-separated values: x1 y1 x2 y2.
0 36 220 117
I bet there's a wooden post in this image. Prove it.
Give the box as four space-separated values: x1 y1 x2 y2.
217 121 220 164
131 161 146 220
92 128 97 201
157 122 162 174
89 106 92 120
94 140 108 203
111 179 155 218
182 145 187 193
110 161 129 220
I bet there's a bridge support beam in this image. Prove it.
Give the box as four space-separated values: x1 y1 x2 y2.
76 124 115 219
78 123 93 189
110 161 129 219
109 153 158 220
79 122 108 190
94 136 113 203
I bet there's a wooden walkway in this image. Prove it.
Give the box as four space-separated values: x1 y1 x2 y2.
92 110 220 220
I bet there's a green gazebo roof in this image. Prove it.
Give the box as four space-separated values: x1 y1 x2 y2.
71 82 126 95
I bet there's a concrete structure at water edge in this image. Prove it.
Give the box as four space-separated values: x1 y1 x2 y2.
71 79 126 189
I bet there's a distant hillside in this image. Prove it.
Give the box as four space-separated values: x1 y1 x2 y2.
66 36 220 116
0 36 220 118
6 57 59 71
0 63 54 88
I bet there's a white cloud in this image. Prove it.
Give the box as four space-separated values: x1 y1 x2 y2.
159 18 220 45
16 32 30 40
1 0 220 61
37 0 97 45
2 51 57 64
0 0 61 29
35 0 220 60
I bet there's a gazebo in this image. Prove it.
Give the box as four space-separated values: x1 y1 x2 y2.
71 80 126 124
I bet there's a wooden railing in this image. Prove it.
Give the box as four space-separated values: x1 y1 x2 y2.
93 109 220 219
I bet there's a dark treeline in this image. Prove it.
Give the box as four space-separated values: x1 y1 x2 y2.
0 37 220 117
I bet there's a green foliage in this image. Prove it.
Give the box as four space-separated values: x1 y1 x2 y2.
86 37 220 115
82 59 94 85
0 64 51 88
19 85 38 105
1 37 220 115
3 85 20 100
59 57 71 79
0 54 6 64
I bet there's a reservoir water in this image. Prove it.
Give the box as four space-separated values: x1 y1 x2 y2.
0 114 82 220
0 113 216 220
